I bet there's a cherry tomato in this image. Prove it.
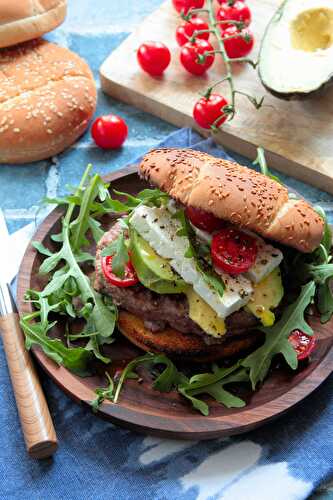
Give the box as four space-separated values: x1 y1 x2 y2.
101 255 139 287
91 115 128 149
186 206 225 233
172 0 205 15
216 0 251 29
193 93 229 129
180 39 214 75
223 26 254 58
137 41 171 76
211 227 257 275
289 330 316 361
176 18 209 46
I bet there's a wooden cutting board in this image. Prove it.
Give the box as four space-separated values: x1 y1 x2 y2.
100 0 333 194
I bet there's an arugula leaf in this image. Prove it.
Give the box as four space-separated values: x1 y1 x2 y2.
88 217 104 244
306 263 333 284
70 167 101 251
242 281 316 389
253 147 282 184
113 353 182 403
101 231 129 278
22 165 118 373
108 188 170 214
32 241 53 257
152 355 183 392
173 208 224 297
317 280 333 323
21 313 92 376
177 364 247 416
91 373 115 412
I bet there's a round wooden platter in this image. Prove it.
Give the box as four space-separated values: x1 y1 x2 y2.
17 165 333 440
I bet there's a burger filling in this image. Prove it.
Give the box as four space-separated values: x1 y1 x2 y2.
95 199 285 344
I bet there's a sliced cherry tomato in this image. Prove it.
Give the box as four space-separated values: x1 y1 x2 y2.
137 41 171 76
216 0 251 30
289 330 316 361
172 0 205 15
193 93 229 129
211 227 257 275
91 115 128 149
222 26 254 58
180 39 214 75
186 206 225 233
102 255 139 287
176 18 209 46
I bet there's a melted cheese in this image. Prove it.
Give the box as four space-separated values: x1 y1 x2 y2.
186 288 226 338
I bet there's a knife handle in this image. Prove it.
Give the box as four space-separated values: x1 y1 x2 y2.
0 312 58 459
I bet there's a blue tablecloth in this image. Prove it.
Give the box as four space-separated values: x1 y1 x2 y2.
0 1 332 499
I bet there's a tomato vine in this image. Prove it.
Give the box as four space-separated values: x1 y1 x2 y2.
181 0 264 126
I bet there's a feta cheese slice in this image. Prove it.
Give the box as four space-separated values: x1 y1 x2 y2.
244 237 283 283
130 205 253 319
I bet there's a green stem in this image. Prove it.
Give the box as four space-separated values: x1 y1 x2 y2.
214 19 245 28
230 57 258 68
182 8 209 20
207 0 236 115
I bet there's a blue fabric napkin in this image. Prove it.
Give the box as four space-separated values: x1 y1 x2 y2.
1 128 332 500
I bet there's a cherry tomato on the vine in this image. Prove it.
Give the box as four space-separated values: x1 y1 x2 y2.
223 26 254 58
91 115 128 149
211 227 258 275
102 256 139 287
216 0 251 29
172 0 205 15
176 17 209 47
137 41 171 76
186 206 226 233
289 330 316 361
193 93 229 129
180 39 214 75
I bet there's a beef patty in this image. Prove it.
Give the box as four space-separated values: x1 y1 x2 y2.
94 222 258 345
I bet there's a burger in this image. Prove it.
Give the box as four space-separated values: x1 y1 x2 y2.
94 148 324 362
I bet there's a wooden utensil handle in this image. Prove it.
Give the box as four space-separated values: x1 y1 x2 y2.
0 313 58 459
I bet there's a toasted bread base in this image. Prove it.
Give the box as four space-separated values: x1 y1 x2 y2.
118 311 263 363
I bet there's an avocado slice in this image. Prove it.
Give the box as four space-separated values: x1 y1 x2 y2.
259 0 333 98
129 229 187 294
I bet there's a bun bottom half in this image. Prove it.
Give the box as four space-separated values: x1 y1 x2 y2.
2 119 89 164
118 311 264 363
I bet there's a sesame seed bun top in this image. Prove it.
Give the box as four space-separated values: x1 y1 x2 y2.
0 39 96 164
139 148 324 253
0 0 67 49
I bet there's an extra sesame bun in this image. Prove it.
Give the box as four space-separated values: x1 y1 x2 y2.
140 148 324 253
0 39 96 164
0 0 66 48
118 311 263 363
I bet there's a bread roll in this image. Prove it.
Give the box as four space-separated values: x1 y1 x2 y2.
139 148 324 253
118 311 263 362
0 0 66 48
0 39 96 164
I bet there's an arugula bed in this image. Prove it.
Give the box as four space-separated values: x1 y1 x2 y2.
19 152 333 424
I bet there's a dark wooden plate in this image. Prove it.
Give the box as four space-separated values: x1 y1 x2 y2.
17 165 333 440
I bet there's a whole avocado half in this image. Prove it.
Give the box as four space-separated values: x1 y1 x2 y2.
258 0 333 100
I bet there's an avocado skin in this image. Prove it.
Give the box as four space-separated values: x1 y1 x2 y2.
259 75 333 101
258 0 333 100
